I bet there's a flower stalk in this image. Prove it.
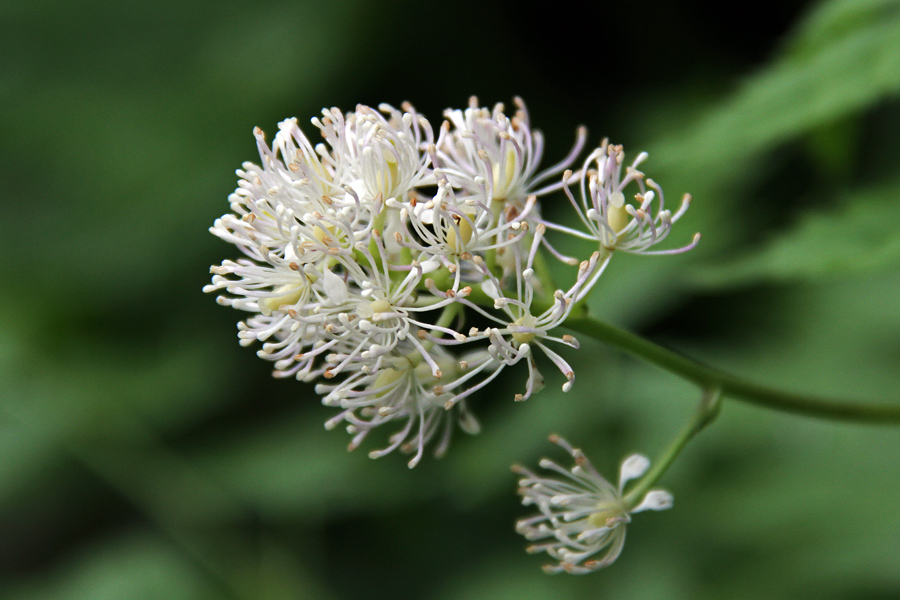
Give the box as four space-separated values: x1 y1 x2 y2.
564 315 900 424
622 387 721 507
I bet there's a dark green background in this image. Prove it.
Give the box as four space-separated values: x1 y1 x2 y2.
3 0 900 598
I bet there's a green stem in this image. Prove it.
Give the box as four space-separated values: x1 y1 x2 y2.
434 303 461 330
623 388 721 507
565 315 900 424
531 240 557 293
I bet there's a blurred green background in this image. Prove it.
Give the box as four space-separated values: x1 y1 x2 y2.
3 0 900 598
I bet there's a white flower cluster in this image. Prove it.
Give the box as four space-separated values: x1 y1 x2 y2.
206 97 697 467
514 435 673 574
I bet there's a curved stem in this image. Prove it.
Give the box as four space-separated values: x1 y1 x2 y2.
565 315 900 424
623 388 721 507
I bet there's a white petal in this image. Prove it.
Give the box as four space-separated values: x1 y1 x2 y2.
619 454 650 488
419 258 441 274
415 206 435 225
284 243 300 263
481 279 500 299
356 301 374 319
631 489 673 513
323 267 349 305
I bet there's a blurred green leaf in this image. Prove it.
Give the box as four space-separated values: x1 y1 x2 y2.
693 178 900 285
633 0 900 267
0 336 240 514
654 7 900 178
1 532 216 600
787 0 900 59
592 4 900 323
429 557 566 600
194 411 424 521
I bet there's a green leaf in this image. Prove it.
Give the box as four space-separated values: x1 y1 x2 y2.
653 8 900 179
692 178 900 285
1 532 215 600
786 0 900 59
193 410 425 521
584 2 900 324
0 333 241 512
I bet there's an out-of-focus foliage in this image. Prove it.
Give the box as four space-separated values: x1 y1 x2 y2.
2 0 900 598
694 179 900 285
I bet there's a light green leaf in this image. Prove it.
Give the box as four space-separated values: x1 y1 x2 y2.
1 532 215 600
787 0 900 59
0 334 241 512
692 179 900 285
193 410 426 520
654 9 900 178
584 3 900 324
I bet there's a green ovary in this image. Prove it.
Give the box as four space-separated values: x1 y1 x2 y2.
511 314 538 345
375 149 402 199
370 299 392 314
587 503 627 528
373 366 406 397
492 147 518 200
259 283 304 315
444 215 474 252
607 191 631 233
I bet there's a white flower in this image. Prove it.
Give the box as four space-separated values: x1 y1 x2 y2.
395 181 536 286
313 103 436 203
435 96 586 207
548 139 700 255
514 435 673 574
317 343 480 468
206 98 700 466
447 226 608 402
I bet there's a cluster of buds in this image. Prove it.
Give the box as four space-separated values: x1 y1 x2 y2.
206 97 698 467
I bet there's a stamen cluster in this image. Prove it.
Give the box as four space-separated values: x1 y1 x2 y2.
514 435 673 574
206 97 697 466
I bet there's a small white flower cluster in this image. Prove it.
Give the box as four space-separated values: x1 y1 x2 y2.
206 97 697 466
514 435 673 574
